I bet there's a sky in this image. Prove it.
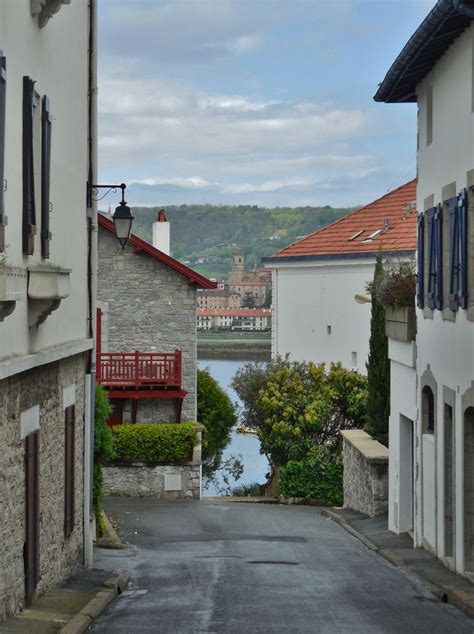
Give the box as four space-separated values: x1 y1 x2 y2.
98 0 436 209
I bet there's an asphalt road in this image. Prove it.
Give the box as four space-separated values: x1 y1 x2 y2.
91 498 473 633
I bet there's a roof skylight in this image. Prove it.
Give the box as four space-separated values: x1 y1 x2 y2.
348 230 364 241
362 228 383 243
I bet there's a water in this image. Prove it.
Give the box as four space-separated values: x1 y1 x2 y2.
198 358 270 496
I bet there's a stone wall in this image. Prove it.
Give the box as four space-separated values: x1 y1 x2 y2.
341 429 389 517
103 426 203 500
98 227 197 422
0 353 86 621
103 463 202 499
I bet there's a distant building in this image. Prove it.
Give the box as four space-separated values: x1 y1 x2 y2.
197 289 241 309
264 180 417 374
229 280 267 307
228 247 245 285
197 308 271 332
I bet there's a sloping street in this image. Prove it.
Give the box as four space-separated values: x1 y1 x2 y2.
91 498 472 633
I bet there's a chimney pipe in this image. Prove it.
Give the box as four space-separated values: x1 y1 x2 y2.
152 209 170 255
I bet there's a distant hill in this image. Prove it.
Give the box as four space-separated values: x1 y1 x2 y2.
127 204 356 279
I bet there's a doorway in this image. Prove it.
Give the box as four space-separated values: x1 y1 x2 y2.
399 416 414 532
444 404 454 558
464 407 474 573
24 431 39 604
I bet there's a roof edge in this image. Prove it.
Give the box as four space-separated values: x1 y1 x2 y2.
263 249 416 265
98 213 216 289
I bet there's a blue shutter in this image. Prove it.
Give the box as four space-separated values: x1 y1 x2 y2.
448 196 459 311
417 213 425 308
458 188 468 309
427 207 436 309
434 204 443 310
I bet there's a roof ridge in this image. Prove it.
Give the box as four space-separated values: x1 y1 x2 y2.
274 179 416 257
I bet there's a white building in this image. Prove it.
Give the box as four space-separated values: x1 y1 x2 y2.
197 308 271 332
264 181 417 374
0 1 97 618
376 0 474 577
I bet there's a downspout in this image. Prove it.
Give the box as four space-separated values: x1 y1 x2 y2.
453 1 474 18
84 0 98 568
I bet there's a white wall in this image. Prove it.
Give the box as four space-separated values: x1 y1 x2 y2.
0 1 89 361
415 24 474 573
270 259 374 374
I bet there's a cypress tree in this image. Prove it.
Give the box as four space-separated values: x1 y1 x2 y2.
365 254 390 446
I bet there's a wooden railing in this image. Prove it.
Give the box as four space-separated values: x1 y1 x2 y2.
96 350 182 389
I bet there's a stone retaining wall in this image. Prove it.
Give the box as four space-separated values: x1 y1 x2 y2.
341 429 388 517
103 462 201 499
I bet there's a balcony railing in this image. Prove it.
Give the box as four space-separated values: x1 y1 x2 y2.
96 350 182 389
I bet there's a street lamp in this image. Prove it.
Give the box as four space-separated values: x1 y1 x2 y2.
88 182 134 249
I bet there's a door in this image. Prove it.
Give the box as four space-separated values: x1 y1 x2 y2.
444 404 454 558
399 416 414 532
107 399 123 426
25 431 39 604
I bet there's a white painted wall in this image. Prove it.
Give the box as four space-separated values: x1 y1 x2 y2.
0 1 89 362
411 24 474 573
269 259 374 374
388 339 416 534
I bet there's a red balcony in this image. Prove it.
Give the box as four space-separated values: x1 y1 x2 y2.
97 350 182 390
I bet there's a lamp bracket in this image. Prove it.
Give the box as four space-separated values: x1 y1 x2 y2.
87 182 127 206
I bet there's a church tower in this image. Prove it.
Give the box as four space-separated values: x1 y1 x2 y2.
229 247 244 284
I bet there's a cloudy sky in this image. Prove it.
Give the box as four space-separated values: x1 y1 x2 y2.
98 0 434 208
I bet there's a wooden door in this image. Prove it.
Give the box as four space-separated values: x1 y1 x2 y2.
25 431 39 604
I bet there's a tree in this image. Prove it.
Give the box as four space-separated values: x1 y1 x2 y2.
365 254 390 446
197 368 237 479
232 358 367 468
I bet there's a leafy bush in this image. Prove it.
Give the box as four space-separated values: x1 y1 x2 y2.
94 385 115 536
231 482 262 497
377 260 416 309
197 368 237 479
111 423 197 462
278 448 343 505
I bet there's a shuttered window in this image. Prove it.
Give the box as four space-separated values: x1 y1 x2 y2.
25 431 40 603
0 54 6 252
64 405 75 538
41 96 52 258
427 205 443 310
448 190 469 311
22 77 37 255
417 213 425 308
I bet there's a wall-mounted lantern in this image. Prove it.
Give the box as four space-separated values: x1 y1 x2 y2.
88 182 134 249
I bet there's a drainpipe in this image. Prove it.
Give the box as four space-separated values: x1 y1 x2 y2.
453 1 474 18
84 0 98 568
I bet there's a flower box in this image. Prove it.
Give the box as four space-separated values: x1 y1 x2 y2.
27 266 71 327
28 266 70 300
385 306 416 342
0 266 27 321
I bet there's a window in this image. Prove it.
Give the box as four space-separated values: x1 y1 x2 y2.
0 53 6 252
448 190 468 310
422 386 435 433
64 405 75 538
41 96 52 258
348 230 363 241
416 213 425 308
427 205 443 310
22 77 37 255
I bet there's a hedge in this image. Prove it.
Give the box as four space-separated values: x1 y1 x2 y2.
111 423 198 463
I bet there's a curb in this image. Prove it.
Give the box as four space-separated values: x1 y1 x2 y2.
61 572 129 633
321 509 474 618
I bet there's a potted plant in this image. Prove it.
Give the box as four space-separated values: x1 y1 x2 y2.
377 260 416 342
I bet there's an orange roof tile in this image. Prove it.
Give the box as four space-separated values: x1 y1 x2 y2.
267 180 417 261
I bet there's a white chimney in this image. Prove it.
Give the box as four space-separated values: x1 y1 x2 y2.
152 209 170 255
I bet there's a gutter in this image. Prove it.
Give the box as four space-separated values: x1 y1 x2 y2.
263 249 416 265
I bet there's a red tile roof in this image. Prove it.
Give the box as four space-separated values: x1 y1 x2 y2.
197 308 271 317
267 180 417 261
98 213 216 289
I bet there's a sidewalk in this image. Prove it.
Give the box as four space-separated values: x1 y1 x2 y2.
0 568 128 634
323 507 474 618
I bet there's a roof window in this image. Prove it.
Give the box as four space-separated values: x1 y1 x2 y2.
362 228 383 243
348 230 364 241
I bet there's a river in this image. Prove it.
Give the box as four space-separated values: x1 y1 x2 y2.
198 358 270 496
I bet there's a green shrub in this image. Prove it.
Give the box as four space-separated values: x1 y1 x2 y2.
231 482 261 497
94 385 115 535
111 423 198 462
278 448 343 506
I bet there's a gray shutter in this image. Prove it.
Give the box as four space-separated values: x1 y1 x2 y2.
416 213 425 308
41 96 52 258
448 196 459 311
0 54 6 252
22 77 36 255
458 189 469 309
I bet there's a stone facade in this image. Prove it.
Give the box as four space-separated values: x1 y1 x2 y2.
98 227 197 422
103 463 202 499
341 430 389 517
0 353 86 621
